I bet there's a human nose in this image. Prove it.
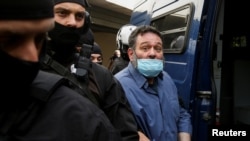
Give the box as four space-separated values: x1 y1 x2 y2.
92 58 98 63
65 14 77 27
148 47 156 58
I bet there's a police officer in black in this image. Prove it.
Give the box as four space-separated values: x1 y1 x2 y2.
40 0 139 140
0 0 122 140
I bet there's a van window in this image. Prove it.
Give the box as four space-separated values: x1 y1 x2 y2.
151 5 192 53
231 36 247 48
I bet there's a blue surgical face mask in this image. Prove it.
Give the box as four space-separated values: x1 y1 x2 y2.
137 59 163 78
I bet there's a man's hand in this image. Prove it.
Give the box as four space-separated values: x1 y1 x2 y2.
178 132 191 141
138 131 150 141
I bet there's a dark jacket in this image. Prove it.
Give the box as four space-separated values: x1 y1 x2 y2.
110 57 129 75
90 63 139 140
41 52 139 141
0 71 121 141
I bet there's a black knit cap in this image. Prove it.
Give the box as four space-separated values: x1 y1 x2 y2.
92 42 102 55
0 0 54 20
54 0 90 8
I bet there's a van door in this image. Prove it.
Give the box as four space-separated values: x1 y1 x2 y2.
130 0 250 140
149 0 220 141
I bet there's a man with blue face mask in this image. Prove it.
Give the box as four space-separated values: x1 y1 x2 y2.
115 25 192 141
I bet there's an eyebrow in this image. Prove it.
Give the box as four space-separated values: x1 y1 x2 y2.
54 7 85 14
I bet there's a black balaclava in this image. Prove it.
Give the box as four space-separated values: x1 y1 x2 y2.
0 50 40 93
54 0 90 7
48 0 90 66
0 0 53 20
91 42 103 65
48 22 85 66
0 0 53 95
92 42 102 56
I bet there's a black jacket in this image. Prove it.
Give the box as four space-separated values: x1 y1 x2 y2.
41 54 139 141
0 71 121 141
90 63 139 140
109 57 129 75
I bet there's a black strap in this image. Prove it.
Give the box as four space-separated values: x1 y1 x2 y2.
74 56 100 106
42 54 100 106
81 43 93 59
43 54 69 76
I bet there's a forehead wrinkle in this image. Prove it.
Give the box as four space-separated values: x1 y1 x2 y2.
138 34 162 45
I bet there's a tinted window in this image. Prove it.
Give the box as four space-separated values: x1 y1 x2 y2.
151 5 192 53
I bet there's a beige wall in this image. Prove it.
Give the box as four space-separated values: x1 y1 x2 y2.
93 32 117 67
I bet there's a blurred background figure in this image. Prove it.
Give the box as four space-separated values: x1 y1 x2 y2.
108 24 137 75
91 42 103 65
108 49 121 70
114 49 121 58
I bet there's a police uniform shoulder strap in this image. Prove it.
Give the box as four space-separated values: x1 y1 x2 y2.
42 54 100 106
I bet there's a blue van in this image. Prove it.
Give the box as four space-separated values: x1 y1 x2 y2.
129 0 250 140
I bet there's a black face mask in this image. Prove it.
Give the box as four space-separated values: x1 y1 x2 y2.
0 50 39 91
48 22 84 65
49 22 84 46
96 62 102 65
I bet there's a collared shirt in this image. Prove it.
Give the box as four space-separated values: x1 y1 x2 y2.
115 62 192 141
